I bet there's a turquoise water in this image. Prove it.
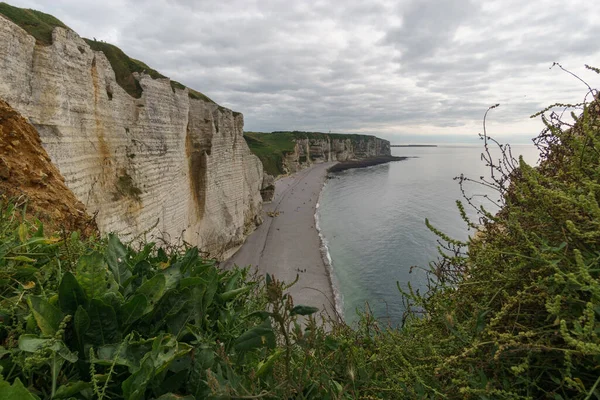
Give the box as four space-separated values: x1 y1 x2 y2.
316 144 541 326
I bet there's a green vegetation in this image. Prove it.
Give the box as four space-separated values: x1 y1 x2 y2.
244 131 381 176
82 40 215 102
0 2 69 45
0 200 339 399
114 172 142 201
274 131 376 142
0 9 598 391
83 40 165 99
244 132 297 176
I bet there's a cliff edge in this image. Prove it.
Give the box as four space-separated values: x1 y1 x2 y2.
0 5 263 259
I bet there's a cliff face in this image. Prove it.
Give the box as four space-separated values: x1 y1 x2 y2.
0 15 263 259
0 99 97 235
282 136 391 174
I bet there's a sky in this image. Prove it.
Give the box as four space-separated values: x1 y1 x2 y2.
6 0 600 144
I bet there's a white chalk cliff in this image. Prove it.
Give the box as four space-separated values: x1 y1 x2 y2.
0 15 263 259
283 136 391 174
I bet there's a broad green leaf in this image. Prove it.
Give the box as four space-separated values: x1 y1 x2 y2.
324 336 341 351
201 268 218 314
154 369 190 397
160 264 182 291
105 233 132 288
55 341 78 363
53 381 91 399
332 380 343 394
219 286 251 302
74 306 90 351
77 252 118 299
234 319 276 352
244 310 273 320
194 345 214 371
18 335 78 363
290 305 319 316
179 277 203 289
58 272 88 314
151 247 165 264
122 353 154 400
150 335 192 375
18 334 51 352
256 349 283 377
173 247 199 274
96 337 153 369
0 377 38 399
27 296 63 336
136 275 166 312
122 335 191 400
223 269 242 292
120 294 148 325
148 289 188 329
101 291 124 311
86 299 120 346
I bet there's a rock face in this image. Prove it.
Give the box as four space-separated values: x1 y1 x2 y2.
0 16 263 259
283 136 391 174
0 99 97 236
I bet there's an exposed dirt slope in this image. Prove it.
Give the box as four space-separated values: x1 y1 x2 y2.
0 99 97 235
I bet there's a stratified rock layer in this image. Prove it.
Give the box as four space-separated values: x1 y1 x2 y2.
0 16 263 259
283 137 391 174
0 99 97 236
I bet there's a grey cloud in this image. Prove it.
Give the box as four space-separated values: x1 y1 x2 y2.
4 0 600 141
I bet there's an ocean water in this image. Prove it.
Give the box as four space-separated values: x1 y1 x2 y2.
316 144 541 326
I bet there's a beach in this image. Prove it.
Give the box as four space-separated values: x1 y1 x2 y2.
223 162 338 319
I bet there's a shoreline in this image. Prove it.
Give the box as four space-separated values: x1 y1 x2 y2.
314 181 345 319
327 155 408 173
223 162 340 320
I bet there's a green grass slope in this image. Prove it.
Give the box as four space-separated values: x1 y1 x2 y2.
244 131 297 176
0 2 69 45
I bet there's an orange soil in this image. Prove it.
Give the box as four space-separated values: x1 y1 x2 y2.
0 99 97 236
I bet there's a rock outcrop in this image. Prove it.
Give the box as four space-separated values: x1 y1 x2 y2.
282 135 391 174
0 15 263 259
0 99 97 236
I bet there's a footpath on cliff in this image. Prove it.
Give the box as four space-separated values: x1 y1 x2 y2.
224 162 338 320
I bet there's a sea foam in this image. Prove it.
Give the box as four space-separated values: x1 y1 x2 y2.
314 179 344 320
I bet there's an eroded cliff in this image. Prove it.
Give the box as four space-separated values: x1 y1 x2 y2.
283 135 391 174
245 131 391 179
0 99 96 235
0 12 263 259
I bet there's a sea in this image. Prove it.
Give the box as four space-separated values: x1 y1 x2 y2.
316 144 541 326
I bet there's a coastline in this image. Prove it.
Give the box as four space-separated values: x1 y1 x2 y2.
223 162 340 320
327 155 408 173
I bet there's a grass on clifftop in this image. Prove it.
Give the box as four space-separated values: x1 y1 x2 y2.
244 131 297 176
274 130 376 142
83 39 216 101
0 2 69 45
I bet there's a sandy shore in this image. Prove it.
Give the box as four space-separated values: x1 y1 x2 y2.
223 163 338 319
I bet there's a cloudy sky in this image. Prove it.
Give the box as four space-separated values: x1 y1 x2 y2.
7 0 600 143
